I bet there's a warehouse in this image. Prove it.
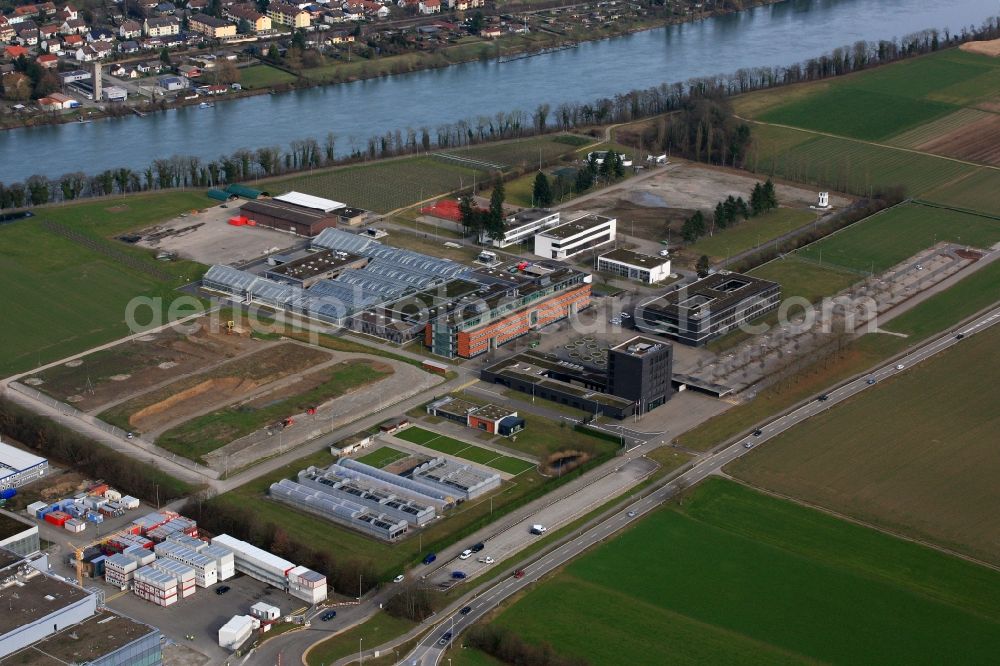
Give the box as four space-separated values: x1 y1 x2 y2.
636 271 781 346
0 511 39 557
597 248 671 284
270 479 409 541
533 213 616 260
0 439 47 490
338 459 455 505
240 192 344 237
0 564 97 658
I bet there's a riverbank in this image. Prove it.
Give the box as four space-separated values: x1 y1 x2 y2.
1 0 785 132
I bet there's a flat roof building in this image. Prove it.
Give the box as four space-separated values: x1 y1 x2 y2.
0 439 47 490
636 272 781 346
608 336 673 413
479 208 560 248
0 510 39 558
297 465 437 527
263 249 369 287
411 457 501 500
241 198 340 237
425 397 523 437
597 248 671 284
534 213 616 260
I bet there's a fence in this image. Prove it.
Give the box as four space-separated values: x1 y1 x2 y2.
7 382 218 480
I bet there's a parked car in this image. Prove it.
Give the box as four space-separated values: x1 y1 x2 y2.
423 553 437 565
215 585 230 595
459 549 473 560
393 574 405 583
321 610 337 621
513 569 526 579
610 318 621 325
460 606 472 615
620 312 631 319
470 542 485 553
451 571 466 579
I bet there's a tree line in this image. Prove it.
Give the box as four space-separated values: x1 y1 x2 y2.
0 398 194 506
466 624 591 666
1 18 997 209
681 178 778 244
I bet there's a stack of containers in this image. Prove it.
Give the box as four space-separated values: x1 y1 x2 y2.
151 558 196 598
155 541 218 588
146 516 198 543
134 565 178 606
201 544 236 581
123 544 156 567
105 553 138 588
168 534 208 551
132 511 175 536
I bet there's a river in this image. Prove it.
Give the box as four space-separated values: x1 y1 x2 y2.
0 0 996 183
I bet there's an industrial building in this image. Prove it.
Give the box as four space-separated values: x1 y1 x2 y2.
481 337 674 418
0 510 39 557
479 208 561 248
0 439 47 490
210 534 327 604
263 249 369 287
240 192 346 237
533 213 616 260
297 465 437 526
203 228 592 359
218 615 259 651
597 248 671 284
426 396 524 436
636 272 781 346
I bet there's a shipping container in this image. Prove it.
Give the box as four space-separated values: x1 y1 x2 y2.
104 489 122 501
64 518 86 533
0 488 16 500
45 511 70 527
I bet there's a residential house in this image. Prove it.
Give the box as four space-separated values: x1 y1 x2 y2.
119 19 142 39
16 26 40 46
4 45 29 60
75 42 112 61
323 9 346 23
60 17 87 34
480 25 501 38
177 63 201 78
119 40 140 54
187 0 211 10
189 14 237 38
57 4 79 21
62 33 83 47
418 0 440 14
155 2 177 14
225 5 272 32
268 1 311 28
36 53 59 68
39 23 60 40
0 16 14 41
328 30 354 44
42 38 63 54
158 74 186 90
144 16 181 36
88 27 115 42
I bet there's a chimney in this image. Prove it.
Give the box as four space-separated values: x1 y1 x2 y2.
93 61 102 102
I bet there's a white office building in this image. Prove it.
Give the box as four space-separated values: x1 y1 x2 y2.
533 213 616 260
0 440 47 490
479 208 560 248
597 248 671 284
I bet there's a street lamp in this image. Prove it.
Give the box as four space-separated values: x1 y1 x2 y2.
359 637 363 665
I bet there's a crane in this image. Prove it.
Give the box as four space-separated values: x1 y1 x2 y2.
67 526 137 587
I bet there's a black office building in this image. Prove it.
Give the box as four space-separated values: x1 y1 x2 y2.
607 337 673 413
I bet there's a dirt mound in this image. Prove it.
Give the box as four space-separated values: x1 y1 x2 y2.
541 450 592 476
960 39 1000 57
130 376 257 431
64 360 83 368
23 378 43 386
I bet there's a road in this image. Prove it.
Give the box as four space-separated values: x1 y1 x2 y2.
401 305 1000 666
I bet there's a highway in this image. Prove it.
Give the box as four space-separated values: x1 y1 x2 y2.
401 305 1000 666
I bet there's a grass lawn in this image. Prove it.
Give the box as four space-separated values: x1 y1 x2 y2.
487 478 1000 665
679 255 1000 452
305 612 415 666
454 135 591 170
728 323 1000 566
924 169 1000 217
749 254 861 303
156 360 392 464
0 192 210 378
394 427 534 475
355 446 409 469
238 64 297 89
689 207 817 260
797 202 1000 273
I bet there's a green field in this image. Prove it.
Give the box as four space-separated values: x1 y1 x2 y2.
729 323 1000 566
355 446 409 469
0 193 210 378
487 479 1000 665
796 202 1000 273
754 50 997 141
265 136 589 214
887 107 992 148
689 207 818 260
238 64 298 89
924 169 1000 216
749 255 860 303
156 359 391 463
395 427 535 475
747 124 976 196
